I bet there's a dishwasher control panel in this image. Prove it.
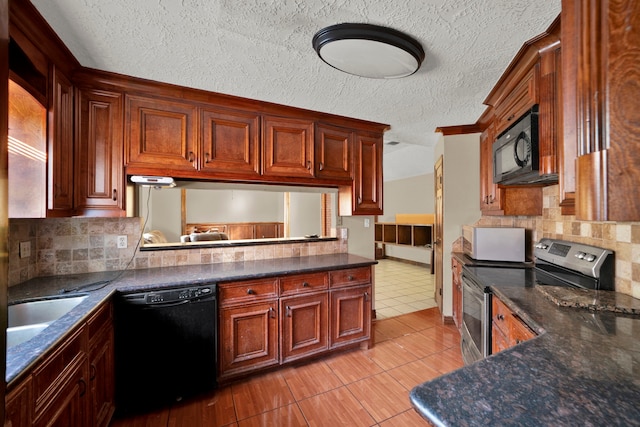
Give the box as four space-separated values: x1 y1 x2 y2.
145 286 215 304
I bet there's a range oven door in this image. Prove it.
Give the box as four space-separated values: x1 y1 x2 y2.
461 273 491 365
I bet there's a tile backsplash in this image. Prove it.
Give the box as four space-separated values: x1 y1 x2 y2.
8 217 347 287
475 185 640 299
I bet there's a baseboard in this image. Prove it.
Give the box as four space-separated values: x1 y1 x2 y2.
379 255 430 269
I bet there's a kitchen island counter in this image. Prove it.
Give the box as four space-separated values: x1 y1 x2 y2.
6 253 376 385
410 265 640 426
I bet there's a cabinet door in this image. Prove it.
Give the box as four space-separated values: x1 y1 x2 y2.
315 123 353 181
280 292 328 363
352 131 383 215
493 64 539 135
75 88 124 215
88 325 115 427
479 124 502 213
33 358 89 427
330 285 371 348
219 301 279 379
200 107 260 177
125 95 197 172
451 258 462 332
5 376 32 427
262 115 314 178
47 65 74 215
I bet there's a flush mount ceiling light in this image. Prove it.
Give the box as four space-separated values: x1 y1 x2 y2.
312 23 425 79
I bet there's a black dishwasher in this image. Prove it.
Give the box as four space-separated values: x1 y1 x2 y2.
114 284 217 415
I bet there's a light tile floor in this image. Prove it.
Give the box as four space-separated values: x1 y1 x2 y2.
375 259 437 320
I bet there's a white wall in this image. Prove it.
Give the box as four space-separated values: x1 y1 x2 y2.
289 192 322 237
378 173 435 264
342 216 375 259
186 189 283 223
434 133 481 317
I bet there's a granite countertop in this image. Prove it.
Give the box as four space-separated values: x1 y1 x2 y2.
6 253 376 385
410 265 640 426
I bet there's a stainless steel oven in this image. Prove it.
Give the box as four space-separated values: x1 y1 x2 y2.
460 271 491 365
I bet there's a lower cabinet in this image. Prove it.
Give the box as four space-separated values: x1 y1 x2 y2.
492 296 536 354
451 258 463 333
4 301 115 427
218 266 373 381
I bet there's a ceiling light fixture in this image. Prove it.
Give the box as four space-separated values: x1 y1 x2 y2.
312 23 425 79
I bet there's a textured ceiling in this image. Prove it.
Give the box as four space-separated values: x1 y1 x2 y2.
31 0 560 181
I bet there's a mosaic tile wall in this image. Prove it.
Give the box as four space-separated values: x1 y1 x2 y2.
476 185 640 299
8 217 347 287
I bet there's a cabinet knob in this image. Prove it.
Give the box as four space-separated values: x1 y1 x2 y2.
302 282 309 287
319 162 324 171
306 160 312 170
286 306 292 317
497 314 504 321
188 151 195 162
347 275 354 281
112 189 117 201
507 114 515 121
269 307 276 318
357 197 362 204
205 152 210 163
364 292 370 302
247 289 256 295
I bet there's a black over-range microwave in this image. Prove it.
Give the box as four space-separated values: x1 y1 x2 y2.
492 105 558 185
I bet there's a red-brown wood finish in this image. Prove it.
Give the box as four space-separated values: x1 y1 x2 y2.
125 94 198 173
75 87 125 216
47 66 75 216
4 377 32 427
491 296 536 355
563 0 640 221
200 107 260 177
451 257 463 333
350 131 383 215
262 115 314 178
87 302 115 427
280 292 329 363
315 123 353 181
329 284 372 349
479 123 502 214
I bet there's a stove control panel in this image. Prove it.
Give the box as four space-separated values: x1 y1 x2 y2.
534 238 614 279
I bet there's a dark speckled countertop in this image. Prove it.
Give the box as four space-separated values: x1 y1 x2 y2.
6 253 376 385
410 264 640 426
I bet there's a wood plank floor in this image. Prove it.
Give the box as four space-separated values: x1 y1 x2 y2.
110 308 461 427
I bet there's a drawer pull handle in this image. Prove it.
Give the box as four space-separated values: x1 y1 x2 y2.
286 306 292 317
347 275 354 281
497 314 504 321
205 152 211 163
307 160 312 170
90 364 97 381
112 189 117 201
188 151 195 162
302 282 309 287
247 289 256 295
269 307 276 318
364 291 370 302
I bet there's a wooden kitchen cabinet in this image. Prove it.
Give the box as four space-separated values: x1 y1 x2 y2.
218 267 373 381
315 123 353 181
262 115 314 179
47 65 75 216
32 327 89 427
200 107 260 177
329 284 372 348
87 301 115 427
75 87 125 216
451 257 463 333
341 131 383 215
280 292 329 363
491 296 536 354
124 94 198 173
5 376 32 427
493 63 539 136
561 0 640 221
479 123 502 213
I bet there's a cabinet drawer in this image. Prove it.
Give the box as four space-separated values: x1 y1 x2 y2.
219 278 278 306
32 327 87 414
492 297 510 335
510 315 536 345
86 300 112 343
280 272 328 296
329 267 371 288
495 64 539 135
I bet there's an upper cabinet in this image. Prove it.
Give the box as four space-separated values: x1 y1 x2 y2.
125 95 198 173
200 107 260 178
352 131 384 215
262 115 314 179
75 87 125 216
561 0 640 221
315 123 353 181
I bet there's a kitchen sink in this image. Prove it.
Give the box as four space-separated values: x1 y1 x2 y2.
6 295 88 348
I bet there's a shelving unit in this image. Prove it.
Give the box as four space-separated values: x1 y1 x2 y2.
374 214 434 261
